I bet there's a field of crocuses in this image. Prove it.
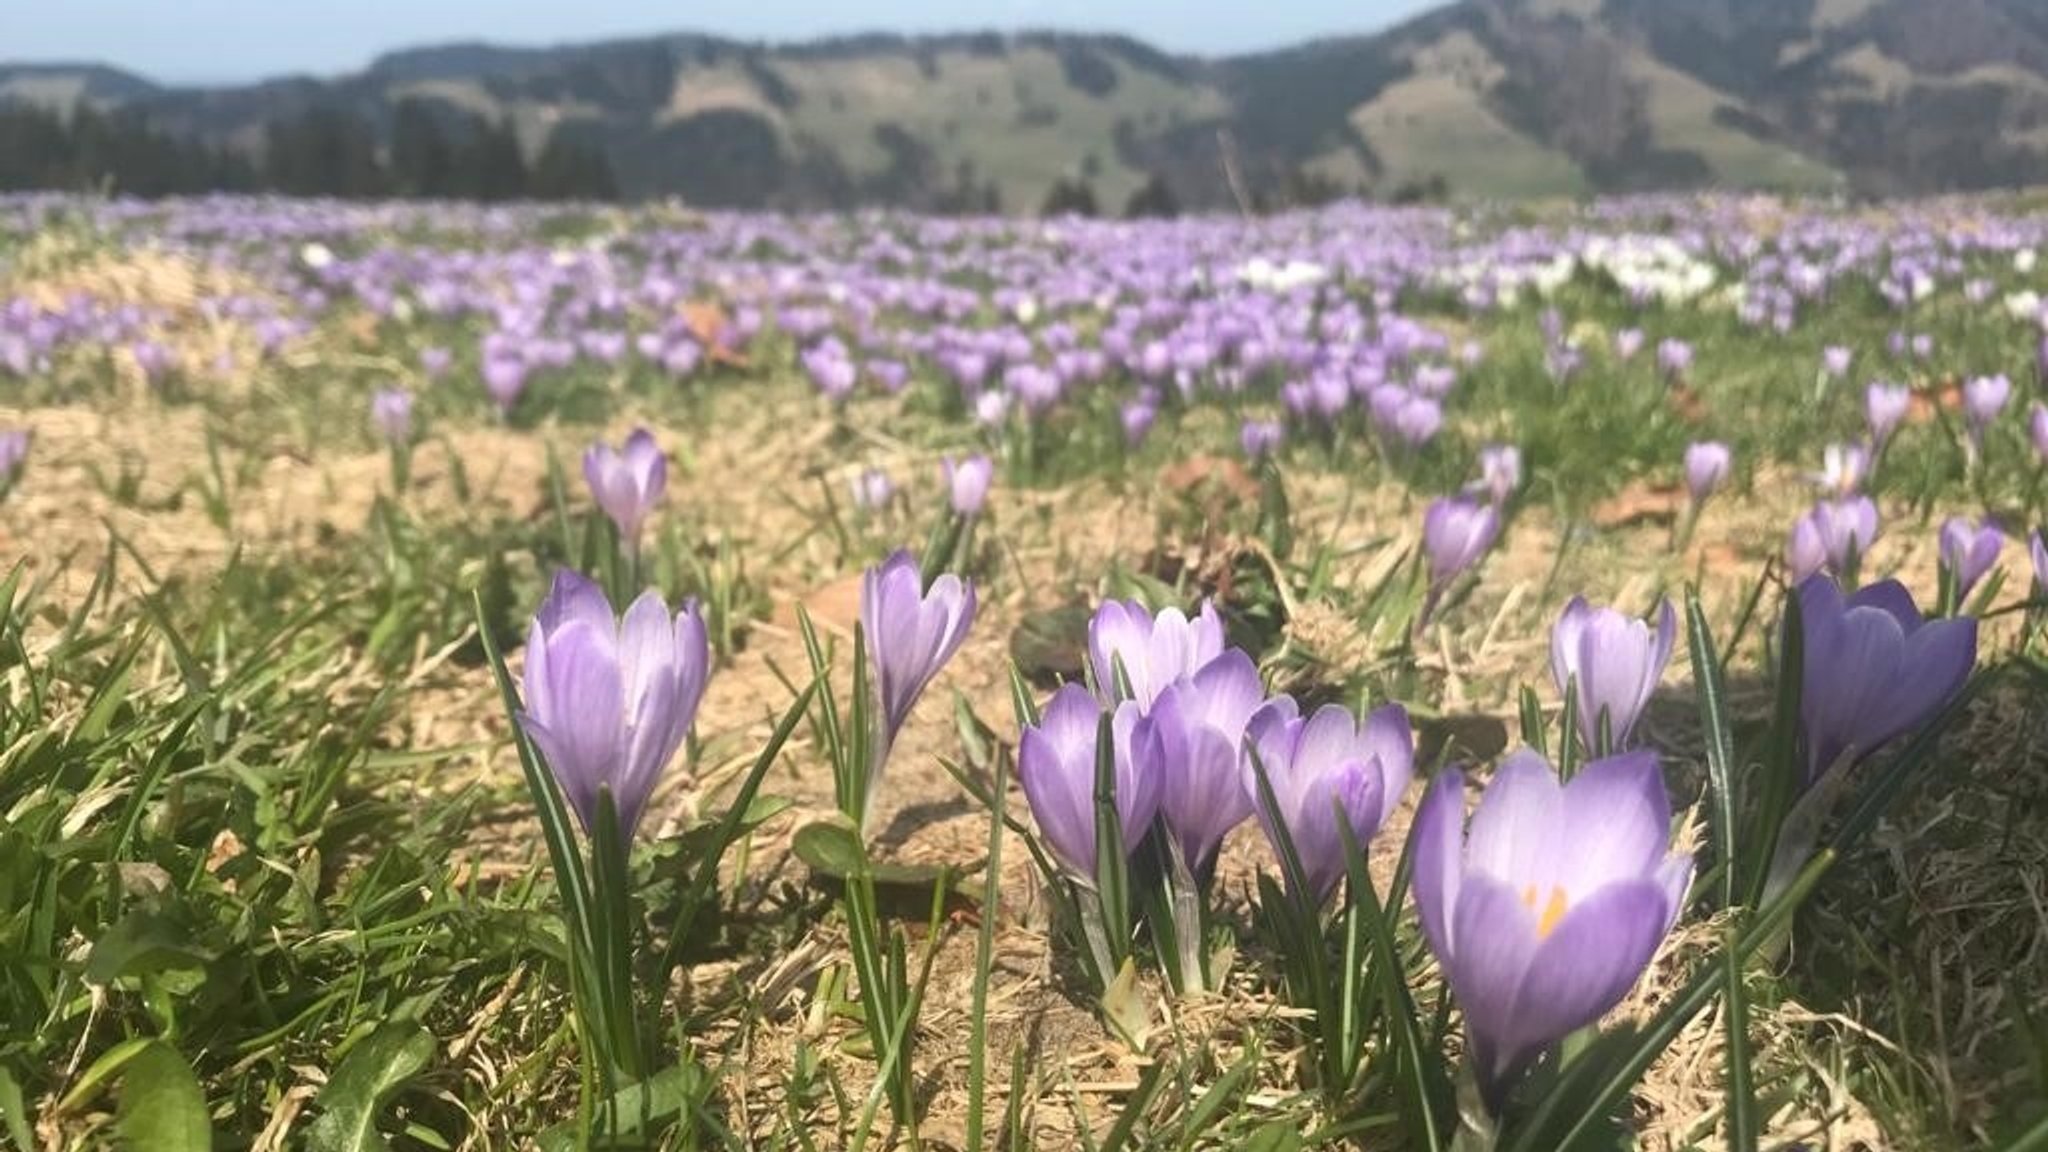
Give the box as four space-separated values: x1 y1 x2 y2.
2 191 2046 1151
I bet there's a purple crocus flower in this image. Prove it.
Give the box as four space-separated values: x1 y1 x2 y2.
1550 598 1676 751
1814 443 1868 496
1866 383 1910 448
583 428 667 546
1240 419 1285 461
482 353 529 414
1411 748 1692 1111
0 427 28 495
1964 375 2011 441
1393 396 1444 447
1614 329 1644 361
1684 442 1730 506
942 454 993 517
1797 576 1975 783
1120 401 1157 447
370 388 414 446
1789 497 1878 582
803 344 858 402
861 549 977 757
1423 496 1501 594
850 468 893 512
132 340 173 385
1143 649 1264 874
420 346 452 380
2029 403 2048 465
1243 697 1413 903
1475 444 1522 506
1821 346 1852 379
1938 517 2004 604
519 570 710 839
1656 339 1693 378
1088 599 1225 712
2031 531 2048 596
1018 685 1157 882
973 389 1011 429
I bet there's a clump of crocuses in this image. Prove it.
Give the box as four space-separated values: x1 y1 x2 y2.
1413 748 1693 1113
1550 598 1675 754
1788 496 1877 585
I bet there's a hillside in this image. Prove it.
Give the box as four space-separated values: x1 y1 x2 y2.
6 0 2048 207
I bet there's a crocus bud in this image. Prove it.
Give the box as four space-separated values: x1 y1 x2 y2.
1018 685 1156 882
851 468 893 512
1120 401 1157 447
370 388 414 446
1144 649 1264 874
482 353 529 413
0 427 28 497
1656 338 1693 378
2031 530 2048 596
1814 443 1868 496
1797 576 1974 783
1866 383 1910 448
1937 517 2003 604
1240 419 1285 461
1964 375 2011 438
1549 598 1676 751
1423 496 1501 592
519 571 710 839
803 345 857 401
942 454 993 517
861 549 977 756
1475 444 1522 506
1683 441 1730 506
2029 403 2048 465
1087 599 1225 712
1243 696 1413 904
1411 749 1692 1112
583 428 667 546
1790 497 1877 582
1821 346 1852 379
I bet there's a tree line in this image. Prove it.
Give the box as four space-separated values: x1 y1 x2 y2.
0 98 618 201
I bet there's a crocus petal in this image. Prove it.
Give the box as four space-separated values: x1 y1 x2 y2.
1486 880 1675 1096
1464 750 1564 890
1554 749 1672 895
1446 873 1541 1096
524 618 625 831
1410 768 1467 959
1018 685 1102 878
536 569 617 639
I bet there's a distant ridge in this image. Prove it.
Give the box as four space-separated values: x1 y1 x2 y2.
5 0 2048 207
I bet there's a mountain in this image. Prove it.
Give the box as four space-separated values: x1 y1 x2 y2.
6 0 2048 208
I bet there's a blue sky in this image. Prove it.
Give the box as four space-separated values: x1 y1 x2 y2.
3 0 1441 83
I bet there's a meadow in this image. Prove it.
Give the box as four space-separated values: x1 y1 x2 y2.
0 191 2045 1151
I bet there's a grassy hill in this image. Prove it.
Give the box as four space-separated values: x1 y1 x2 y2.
6 0 2048 207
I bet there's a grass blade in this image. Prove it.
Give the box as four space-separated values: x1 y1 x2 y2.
1684 585 1739 909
